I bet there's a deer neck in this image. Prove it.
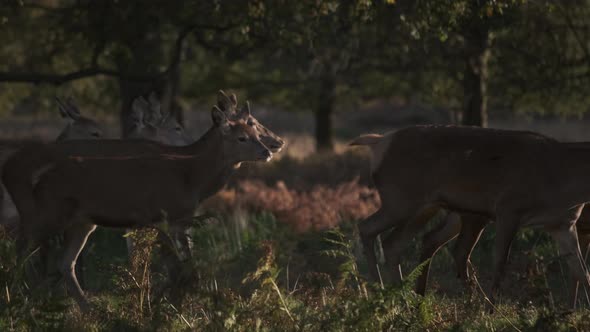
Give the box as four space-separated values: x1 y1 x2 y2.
183 127 228 162
557 144 590 204
182 127 237 201
55 123 72 142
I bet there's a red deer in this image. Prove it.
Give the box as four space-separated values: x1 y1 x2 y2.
3 102 274 311
415 207 590 301
0 97 103 232
350 125 590 309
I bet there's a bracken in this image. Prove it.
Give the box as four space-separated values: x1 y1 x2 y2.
202 178 380 233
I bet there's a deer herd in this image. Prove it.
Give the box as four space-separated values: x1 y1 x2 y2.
1 91 590 313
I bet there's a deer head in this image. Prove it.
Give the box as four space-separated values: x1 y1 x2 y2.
55 97 103 141
217 90 285 153
212 104 272 165
128 92 193 146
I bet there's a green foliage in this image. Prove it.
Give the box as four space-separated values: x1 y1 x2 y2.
2 0 590 130
321 228 367 295
3 212 589 331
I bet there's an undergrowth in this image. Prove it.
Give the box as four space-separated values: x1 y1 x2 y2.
1 212 590 331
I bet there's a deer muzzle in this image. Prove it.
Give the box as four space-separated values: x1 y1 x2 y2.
260 149 273 162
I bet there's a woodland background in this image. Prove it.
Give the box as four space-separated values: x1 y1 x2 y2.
2 1 590 331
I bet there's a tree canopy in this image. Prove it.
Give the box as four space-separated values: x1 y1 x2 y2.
1 0 590 148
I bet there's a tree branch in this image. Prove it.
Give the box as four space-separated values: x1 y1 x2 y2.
0 23 228 85
0 67 157 85
168 24 201 73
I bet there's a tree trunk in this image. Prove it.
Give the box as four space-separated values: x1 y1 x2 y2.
161 59 184 126
315 76 335 152
462 24 490 127
117 31 166 137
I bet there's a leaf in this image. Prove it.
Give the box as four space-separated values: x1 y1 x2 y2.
402 258 431 291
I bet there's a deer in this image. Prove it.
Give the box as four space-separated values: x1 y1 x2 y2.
122 91 284 261
350 125 590 309
414 205 590 298
215 91 285 153
6 91 283 280
69 93 197 285
4 95 193 284
0 97 103 233
54 98 103 141
126 92 193 146
1 91 282 235
414 211 487 296
1 94 190 238
127 90 284 153
120 92 195 261
3 99 274 311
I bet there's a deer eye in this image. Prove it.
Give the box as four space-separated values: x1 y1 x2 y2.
247 119 255 126
175 126 182 132
238 136 247 142
91 132 101 137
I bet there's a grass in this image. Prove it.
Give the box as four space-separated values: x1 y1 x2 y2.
2 208 590 331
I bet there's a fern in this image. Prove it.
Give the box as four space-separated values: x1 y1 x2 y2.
320 228 368 298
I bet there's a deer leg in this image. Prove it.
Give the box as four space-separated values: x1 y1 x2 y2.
358 209 397 281
154 226 187 306
15 229 28 264
181 227 194 260
16 229 41 284
37 242 51 280
154 226 185 283
489 218 519 309
16 217 53 283
171 226 193 261
578 233 590 262
76 245 87 290
60 222 96 312
549 224 590 309
15 214 31 259
415 212 462 295
382 207 440 285
452 215 488 285
39 234 65 279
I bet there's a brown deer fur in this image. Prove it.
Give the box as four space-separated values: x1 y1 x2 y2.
351 125 590 309
3 105 272 311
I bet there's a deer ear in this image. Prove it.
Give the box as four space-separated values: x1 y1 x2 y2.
145 93 162 125
236 101 251 119
55 97 80 121
148 91 159 105
56 97 71 119
212 105 230 132
229 93 238 106
131 97 149 126
244 101 251 116
217 90 233 113
66 97 82 117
